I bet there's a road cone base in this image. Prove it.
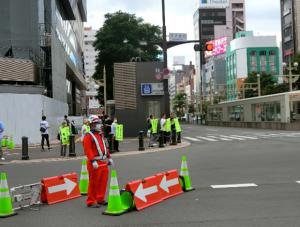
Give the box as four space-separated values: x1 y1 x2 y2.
102 209 129 216
0 212 17 218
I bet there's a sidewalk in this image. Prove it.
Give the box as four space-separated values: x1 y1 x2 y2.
0 137 185 163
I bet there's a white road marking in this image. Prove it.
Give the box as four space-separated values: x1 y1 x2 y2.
296 181 300 184
183 137 202 142
220 135 246 141
211 183 258 189
207 136 232 141
196 136 218 142
231 135 258 140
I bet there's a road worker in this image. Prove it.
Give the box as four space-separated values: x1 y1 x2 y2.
83 115 113 208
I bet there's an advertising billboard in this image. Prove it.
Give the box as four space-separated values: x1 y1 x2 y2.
198 0 229 8
205 37 228 58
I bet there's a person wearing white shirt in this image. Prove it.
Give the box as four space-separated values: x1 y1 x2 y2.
40 116 51 151
160 113 166 144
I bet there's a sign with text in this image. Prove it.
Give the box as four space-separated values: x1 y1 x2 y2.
205 37 228 58
141 83 164 96
169 33 187 42
198 0 229 8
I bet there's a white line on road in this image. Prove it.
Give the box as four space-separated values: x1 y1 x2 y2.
196 136 218 142
219 135 246 141
296 181 300 184
231 135 258 140
211 183 258 189
183 137 201 142
206 136 232 141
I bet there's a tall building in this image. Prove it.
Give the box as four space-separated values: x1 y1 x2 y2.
84 27 101 114
226 31 280 100
193 0 245 107
0 0 87 115
280 0 300 62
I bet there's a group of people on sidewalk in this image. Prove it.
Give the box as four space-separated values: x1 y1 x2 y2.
147 112 182 147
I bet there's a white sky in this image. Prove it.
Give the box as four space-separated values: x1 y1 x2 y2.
85 0 281 67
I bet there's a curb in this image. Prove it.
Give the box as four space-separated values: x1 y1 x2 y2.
4 141 191 165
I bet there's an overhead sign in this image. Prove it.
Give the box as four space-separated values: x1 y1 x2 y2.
198 0 229 8
169 33 187 42
141 83 164 96
205 37 228 58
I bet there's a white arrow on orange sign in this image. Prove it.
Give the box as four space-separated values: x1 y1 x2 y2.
134 183 158 203
159 175 179 193
48 178 76 195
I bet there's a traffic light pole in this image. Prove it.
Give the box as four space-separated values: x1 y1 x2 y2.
161 0 170 116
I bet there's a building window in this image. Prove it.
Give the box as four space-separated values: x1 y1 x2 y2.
259 51 267 72
251 102 281 122
250 51 257 72
228 105 244 121
269 50 276 73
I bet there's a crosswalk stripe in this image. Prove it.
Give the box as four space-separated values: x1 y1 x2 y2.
219 135 246 141
211 183 258 189
183 137 201 142
207 136 232 141
230 135 258 140
196 136 218 142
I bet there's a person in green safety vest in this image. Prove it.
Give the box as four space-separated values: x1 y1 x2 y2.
81 119 90 142
170 112 176 132
59 121 70 157
148 115 158 147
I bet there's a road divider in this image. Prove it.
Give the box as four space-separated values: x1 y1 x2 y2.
41 173 81 205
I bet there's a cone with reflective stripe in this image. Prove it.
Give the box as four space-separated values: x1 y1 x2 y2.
103 170 129 216
0 173 17 218
179 156 194 191
79 159 89 195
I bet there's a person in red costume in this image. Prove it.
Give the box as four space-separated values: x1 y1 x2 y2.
83 115 114 208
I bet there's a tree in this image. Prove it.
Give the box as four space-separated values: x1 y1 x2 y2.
172 93 187 117
93 11 162 101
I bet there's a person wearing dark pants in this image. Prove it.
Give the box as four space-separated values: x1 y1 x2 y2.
40 116 51 151
110 117 119 152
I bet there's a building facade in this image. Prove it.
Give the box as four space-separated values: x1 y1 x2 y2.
0 0 87 115
280 0 300 62
226 31 280 100
193 0 245 109
83 27 102 114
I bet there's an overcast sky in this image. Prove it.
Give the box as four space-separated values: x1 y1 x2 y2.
85 0 281 67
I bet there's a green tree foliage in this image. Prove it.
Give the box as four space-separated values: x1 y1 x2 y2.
244 72 288 98
172 93 187 117
93 11 162 100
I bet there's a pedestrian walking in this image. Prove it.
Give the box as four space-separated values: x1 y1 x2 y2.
59 121 70 157
0 121 5 161
40 116 51 151
110 117 119 152
83 115 113 208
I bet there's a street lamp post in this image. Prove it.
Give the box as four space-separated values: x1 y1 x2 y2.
257 74 261 96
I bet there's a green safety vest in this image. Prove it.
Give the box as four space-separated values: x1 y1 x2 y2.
174 118 182 132
115 124 123 141
150 119 158 134
60 126 70 145
82 124 90 134
165 118 171 132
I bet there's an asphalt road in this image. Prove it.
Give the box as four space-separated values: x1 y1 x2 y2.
1 124 300 227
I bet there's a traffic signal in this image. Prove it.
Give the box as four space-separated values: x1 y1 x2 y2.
194 44 201 51
205 43 214 51
193 43 214 51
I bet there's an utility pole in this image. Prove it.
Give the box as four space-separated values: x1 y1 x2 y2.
161 0 170 116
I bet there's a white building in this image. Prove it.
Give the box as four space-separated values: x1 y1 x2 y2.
84 27 102 114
